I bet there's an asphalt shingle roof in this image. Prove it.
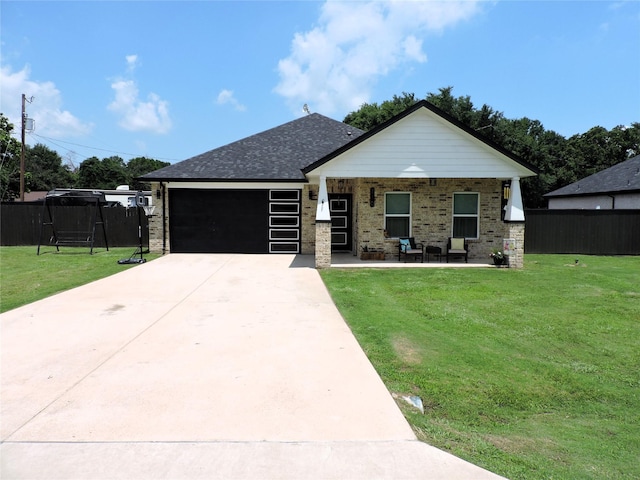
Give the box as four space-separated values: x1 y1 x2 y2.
141 113 364 182
545 154 640 197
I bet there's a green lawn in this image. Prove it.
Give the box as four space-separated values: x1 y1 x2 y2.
2 249 638 478
0 246 160 313
321 255 640 480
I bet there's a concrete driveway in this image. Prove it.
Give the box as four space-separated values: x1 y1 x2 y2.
1 254 504 479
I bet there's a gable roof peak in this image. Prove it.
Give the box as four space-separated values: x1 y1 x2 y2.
304 99 538 176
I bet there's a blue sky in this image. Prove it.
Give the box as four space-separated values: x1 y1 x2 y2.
2 1 639 167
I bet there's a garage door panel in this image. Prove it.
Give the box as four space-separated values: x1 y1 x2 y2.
170 189 270 253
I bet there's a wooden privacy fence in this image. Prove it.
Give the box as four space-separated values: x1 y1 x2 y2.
3 203 639 255
1 203 148 249
525 209 640 255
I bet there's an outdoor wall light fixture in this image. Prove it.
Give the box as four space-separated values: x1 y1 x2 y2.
430 178 437 186
309 188 318 200
369 187 375 207
156 189 161 199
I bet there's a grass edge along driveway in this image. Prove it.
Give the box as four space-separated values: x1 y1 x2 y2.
0 246 160 313
320 255 640 480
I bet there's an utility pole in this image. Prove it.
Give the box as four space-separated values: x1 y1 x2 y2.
19 94 34 202
20 94 26 202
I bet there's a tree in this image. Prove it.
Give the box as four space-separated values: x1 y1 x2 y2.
563 124 640 182
126 157 170 190
425 87 512 152
75 155 169 191
344 92 418 130
76 156 128 189
0 113 22 201
496 117 567 208
24 143 76 191
342 87 640 207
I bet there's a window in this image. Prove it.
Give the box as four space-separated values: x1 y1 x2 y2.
452 192 479 238
385 192 411 237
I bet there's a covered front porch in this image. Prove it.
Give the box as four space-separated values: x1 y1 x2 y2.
306 176 525 269
329 252 504 268
291 252 510 269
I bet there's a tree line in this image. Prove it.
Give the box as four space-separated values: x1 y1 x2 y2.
3 89 639 207
344 87 640 208
0 113 169 201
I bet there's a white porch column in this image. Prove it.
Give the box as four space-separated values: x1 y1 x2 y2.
315 176 332 268
504 177 525 268
504 177 525 222
315 176 331 222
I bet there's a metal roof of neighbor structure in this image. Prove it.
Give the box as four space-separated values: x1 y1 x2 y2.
140 113 364 182
545 154 640 198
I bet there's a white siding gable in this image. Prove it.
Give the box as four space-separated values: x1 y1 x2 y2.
306 107 535 180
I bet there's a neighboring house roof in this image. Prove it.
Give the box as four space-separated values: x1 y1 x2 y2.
303 100 538 176
545 154 640 198
140 113 364 182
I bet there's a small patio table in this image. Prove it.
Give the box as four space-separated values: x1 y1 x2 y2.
425 246 442 263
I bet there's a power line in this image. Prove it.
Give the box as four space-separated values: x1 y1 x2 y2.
28 133 179 162
27 134 91 168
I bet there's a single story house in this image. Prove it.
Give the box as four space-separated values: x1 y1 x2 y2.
140 100 537 268
545 154 640 209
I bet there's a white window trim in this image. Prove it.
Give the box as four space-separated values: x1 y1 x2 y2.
452 192 480 239
384 192 412 238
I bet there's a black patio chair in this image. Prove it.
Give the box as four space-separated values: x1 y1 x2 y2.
446 237 468 263
398 237 424 263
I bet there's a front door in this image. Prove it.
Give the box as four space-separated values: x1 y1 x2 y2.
329 194 352 252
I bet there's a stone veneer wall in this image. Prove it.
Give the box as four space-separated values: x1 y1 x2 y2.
315 221 332 268
148 181 168 254
301 185 316 255
353 178 507 262
503 222 525 268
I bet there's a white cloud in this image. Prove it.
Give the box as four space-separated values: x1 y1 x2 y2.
216 89 247 112
274 0 483 116
0 64 93 138
126 54 138 71
108 56 172 134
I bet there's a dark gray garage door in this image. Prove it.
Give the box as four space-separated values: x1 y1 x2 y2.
169 189 300 253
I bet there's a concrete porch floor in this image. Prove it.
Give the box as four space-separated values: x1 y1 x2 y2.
328 252 500 268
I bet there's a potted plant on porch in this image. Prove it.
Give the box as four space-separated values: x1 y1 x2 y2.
490 248 506 266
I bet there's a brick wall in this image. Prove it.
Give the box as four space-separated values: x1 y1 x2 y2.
301 185 316 255
302 179 357 255
148 181 168 254
503 222 525 268
352 177 507 261
148 179 522 266
315 221 332 268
